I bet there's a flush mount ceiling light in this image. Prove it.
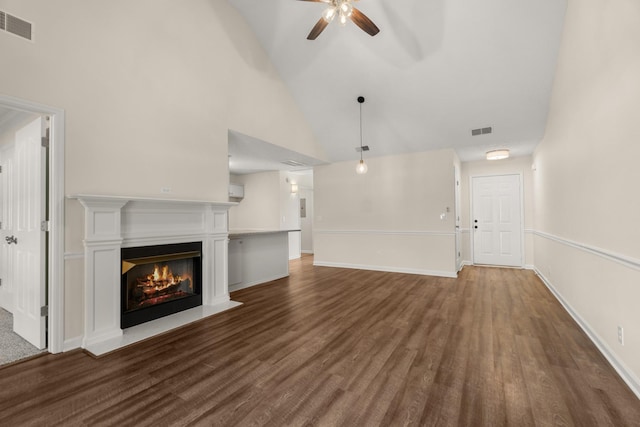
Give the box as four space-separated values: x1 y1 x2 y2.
486 149 510 160
299 0 380 40
355 96 369 175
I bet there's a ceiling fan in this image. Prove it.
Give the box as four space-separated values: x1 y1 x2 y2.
298 0 380 40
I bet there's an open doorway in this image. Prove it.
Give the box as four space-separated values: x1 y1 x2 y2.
0 95 65 363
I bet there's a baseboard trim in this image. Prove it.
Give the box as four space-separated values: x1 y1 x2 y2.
534 268 640 400
63 335 83 352
313 261 457 278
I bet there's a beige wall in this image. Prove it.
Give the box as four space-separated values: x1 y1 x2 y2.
460 156 535 266
229 172 280 230
229 171 301 232
533 0 640 392
0 0 324 345
314 149 458 276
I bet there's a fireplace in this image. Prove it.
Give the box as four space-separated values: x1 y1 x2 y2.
121 242 203 328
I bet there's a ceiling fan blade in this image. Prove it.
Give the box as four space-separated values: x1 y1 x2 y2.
350 7 380 37
307 18 329 40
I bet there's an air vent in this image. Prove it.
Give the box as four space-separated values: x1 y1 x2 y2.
0 11 33 41
471 126 492 136
281 160 307 167
355 146 370 152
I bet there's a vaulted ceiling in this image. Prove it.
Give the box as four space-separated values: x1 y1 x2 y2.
227 0 567 163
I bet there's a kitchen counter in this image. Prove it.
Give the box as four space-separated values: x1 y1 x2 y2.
228 230 299 291
229 229 300 238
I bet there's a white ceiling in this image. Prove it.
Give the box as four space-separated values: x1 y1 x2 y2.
229 130 327 175
227 0 567 164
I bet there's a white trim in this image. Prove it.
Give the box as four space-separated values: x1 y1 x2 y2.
301 250 314 254
0 94 65 354
313 261 458 279
315 229 455 237
534 268 640 400
533 230 640 272
469 173 524 267
63 335 83 352
63 252 84 260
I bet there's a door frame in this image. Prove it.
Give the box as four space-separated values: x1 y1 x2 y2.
469 173 525 267
0 94 65 353
454 166 462 271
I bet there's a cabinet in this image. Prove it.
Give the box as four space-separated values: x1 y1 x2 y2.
228 238 242 285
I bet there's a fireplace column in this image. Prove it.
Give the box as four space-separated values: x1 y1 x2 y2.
203 205 230 306
78 197 128 347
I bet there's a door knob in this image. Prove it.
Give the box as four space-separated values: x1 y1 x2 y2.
5 235 17 245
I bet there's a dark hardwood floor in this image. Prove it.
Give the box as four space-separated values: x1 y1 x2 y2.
1 255 639 426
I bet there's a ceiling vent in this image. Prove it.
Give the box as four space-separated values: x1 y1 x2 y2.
355 146 370 152
471 127 492 136
281 160 307 167
0 11 33 41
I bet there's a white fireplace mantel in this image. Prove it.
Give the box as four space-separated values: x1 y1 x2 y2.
69 194 240 355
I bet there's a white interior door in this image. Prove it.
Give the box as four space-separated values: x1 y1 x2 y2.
472 174 522 267
454 166 462 271
0 145 15 312
12 117 47 349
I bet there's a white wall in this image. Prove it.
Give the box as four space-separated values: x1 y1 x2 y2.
279 171 301 232
533 0 640 395
460 156 535 267
314 149 458 277
229 171 301 231
0 0 324 344
229 172 281 230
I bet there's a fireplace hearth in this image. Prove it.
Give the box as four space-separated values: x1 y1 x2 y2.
121 242 203 328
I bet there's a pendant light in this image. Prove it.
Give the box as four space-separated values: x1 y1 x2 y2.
356 96 368 174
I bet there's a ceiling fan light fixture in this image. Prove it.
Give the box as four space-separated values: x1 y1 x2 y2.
486 149 510 160
322 6 336 22
302 0 379 40
340 2 353 16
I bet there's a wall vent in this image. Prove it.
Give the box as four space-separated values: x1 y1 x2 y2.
471 126 492 136
0 11 33 41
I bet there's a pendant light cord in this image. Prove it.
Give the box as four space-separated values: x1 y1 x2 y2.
359 101 363 162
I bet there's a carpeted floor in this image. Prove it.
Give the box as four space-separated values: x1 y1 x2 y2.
0 308 46 366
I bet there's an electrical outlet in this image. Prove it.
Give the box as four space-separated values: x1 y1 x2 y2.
618 326 624 345
161 187 171 194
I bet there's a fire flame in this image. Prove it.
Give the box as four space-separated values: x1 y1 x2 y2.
144 264 182 290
